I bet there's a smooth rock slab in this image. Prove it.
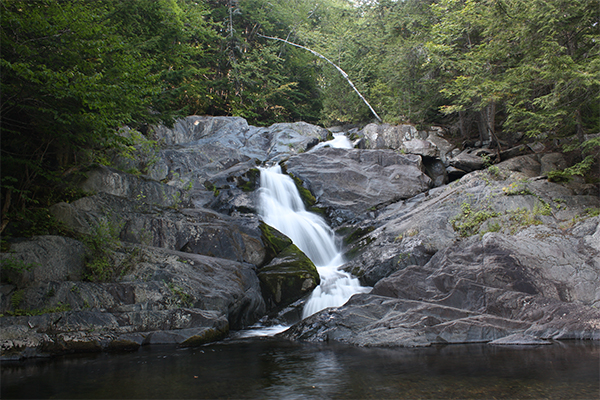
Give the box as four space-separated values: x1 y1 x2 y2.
280 294 529 347
0 236 85 286
285 148 432 223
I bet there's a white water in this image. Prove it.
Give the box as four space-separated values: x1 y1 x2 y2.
310 133 354 151
258 134 369 319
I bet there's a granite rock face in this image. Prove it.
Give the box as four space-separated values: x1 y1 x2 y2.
285 148 433 225
2 116 599 359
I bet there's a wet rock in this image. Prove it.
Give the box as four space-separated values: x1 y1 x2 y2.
402 139 439 158
258 244 320 310
285 148 432 224
488 333 551 346
280 294 530 347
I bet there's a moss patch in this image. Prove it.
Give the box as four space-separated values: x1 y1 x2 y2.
259 221 293 265
258 244 320 309
179 326 229 347
343 226 376 246
237 168 260 192
288 173 316 208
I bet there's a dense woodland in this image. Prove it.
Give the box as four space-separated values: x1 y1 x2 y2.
1 0 599 235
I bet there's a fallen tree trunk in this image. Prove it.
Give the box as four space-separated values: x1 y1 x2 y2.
258 33 382 123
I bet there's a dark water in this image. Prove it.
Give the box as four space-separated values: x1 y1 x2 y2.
2 338 598 399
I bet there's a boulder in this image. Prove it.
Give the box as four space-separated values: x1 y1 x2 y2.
258 244 320 310
79 165 187 209
280 294 531 347
448 149 485 172
256 222 320 311
0 245 267 359
402 139 439 158
50 192 266 266
341 164 600 290
285 148 433 224
283 216 600 347
359 123 423 150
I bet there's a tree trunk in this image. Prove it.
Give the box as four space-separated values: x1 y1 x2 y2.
459 110 467 138
258 34 383 123
575 109 585 144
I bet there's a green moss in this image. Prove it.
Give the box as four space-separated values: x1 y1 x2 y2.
7 301 71 317
237 168 260 192
343 226 376 246
259 221 293 265
179 326 229 347
258 244 320 307
451 203 500 237
288 173 316 208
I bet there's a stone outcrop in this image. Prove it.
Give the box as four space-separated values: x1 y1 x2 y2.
285 148 433 225
2 116 599 359
282 160 600 346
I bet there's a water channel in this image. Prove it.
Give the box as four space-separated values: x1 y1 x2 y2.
2 339 598 399
3 134 598 399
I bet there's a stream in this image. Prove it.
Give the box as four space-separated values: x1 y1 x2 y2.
3 134 598 399
2 339 598 399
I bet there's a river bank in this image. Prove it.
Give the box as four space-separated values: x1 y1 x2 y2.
2 117 599 359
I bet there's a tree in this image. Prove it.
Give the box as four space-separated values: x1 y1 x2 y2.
428 0 599 172
0 0 217 232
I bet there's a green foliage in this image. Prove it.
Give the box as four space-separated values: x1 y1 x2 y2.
506 208 543 233
168 282 193 308
585 208 600 217
1 257 37 275
0 0 220 233
82 218 129 282
7 301 71 317
11 289 25 309
502 181 534 196
451 202 500 237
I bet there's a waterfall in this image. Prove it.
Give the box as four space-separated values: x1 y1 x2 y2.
258 136 369 318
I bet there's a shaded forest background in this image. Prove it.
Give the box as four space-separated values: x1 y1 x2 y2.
1 0 599 235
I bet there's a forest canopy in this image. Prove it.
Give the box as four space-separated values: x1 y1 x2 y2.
1 0 599 233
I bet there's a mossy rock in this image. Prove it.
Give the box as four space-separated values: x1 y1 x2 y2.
343 226 376 246
236 168 260 192
179 326 229 347
257 244 320 310
341 226 376 260
259 221 293 265
288 173 316 208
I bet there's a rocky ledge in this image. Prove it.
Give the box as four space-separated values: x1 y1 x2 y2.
1 116 598 359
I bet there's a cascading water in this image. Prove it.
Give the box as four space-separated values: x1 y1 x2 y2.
258 134 369 319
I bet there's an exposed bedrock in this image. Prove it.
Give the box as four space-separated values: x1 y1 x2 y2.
2 116 599 359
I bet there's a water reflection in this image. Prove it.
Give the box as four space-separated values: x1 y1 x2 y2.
2 339 598 399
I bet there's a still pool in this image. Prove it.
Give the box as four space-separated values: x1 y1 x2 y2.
2 338 598 399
